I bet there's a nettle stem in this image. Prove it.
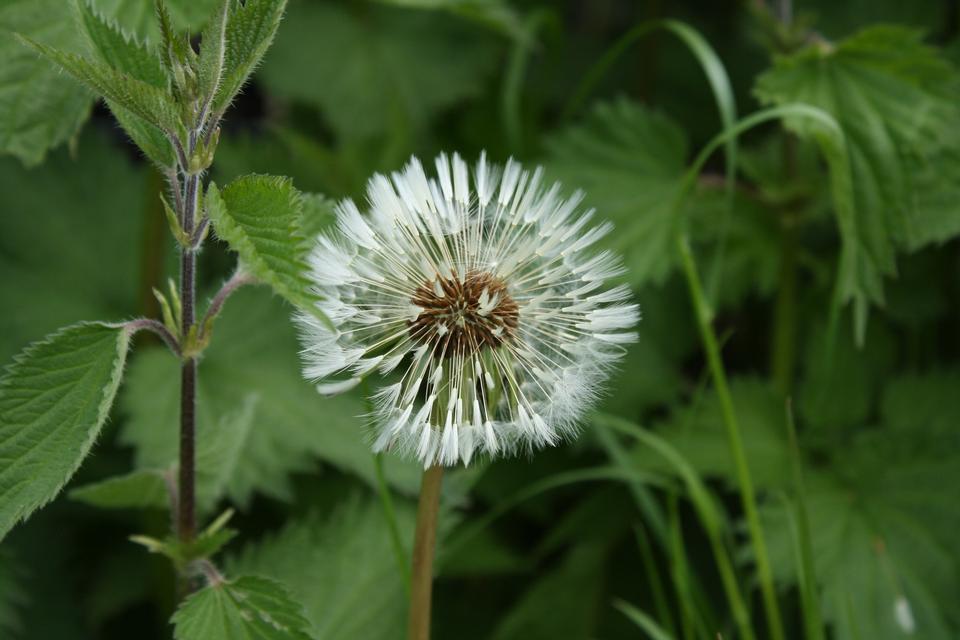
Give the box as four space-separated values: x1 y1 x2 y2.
408 464 444 640
177 165 201 546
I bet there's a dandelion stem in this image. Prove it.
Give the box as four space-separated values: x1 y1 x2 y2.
408 464 444 640
677 234 785 640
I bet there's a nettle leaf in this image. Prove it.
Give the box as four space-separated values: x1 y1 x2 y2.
228 495 412 640
0 129 145 363
211 0 287 118
76 0 176 167
545 98 689 288
78 1 167 87
0 323 130 540
0 0 92 165
207 175 325 323
755 26 960 314
120 287 421 508
197 0 229 109
762 431 960 640
881 370 960 444
632 377 792 490
172 575 312 640
70 469 169 510
19 37 184 137
0 0 210 165
259 1 497 139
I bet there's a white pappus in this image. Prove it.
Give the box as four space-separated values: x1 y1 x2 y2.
295 152 639 467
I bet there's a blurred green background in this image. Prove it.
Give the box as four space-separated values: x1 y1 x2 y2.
1 0 960 638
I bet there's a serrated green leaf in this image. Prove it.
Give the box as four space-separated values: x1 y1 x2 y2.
207 175 326 324
228 495 412 639
78 0 168 87
0 322 130 540
754 26 960 312
70 469 168 510
197 0 228 111
19 37 184 137
172 575 313 640
762 431 960 640
211 0 287 118
75 0 177 167
120 288 420 508
0 128 145 363
545 98 689 287
258 1 496 139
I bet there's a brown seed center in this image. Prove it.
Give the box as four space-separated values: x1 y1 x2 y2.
409 271 519 356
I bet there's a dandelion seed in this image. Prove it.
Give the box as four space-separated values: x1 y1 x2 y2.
296 153 639 467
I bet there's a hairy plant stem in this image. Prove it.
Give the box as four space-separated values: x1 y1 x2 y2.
408 465 444 640
677 235 785 640
178 170 199 547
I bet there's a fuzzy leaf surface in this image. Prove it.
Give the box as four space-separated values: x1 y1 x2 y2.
211 0 287 117
19 37 183 137
0 323 130 540
755 26 960 312
172 575 312 640
228 496 412 640
545 98 689 287
208 175 323 321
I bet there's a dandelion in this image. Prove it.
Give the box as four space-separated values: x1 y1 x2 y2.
296 152 638 468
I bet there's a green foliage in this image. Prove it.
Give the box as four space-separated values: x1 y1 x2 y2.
545 98 689 287
70 469 169 510
121 287 420 508
2 2 960 638
763 426 960 639
0 323 130 540
21 35 184 138
259 0 497 139
637 378 792 490
0 129 145 363
76 0 177 167
211 0 287 118
228 495 412 640
172 575 313 640
0 0 92 165
206 175 324 323
755 26 960 312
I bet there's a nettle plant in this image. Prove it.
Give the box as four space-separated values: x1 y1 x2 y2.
0 0 324 633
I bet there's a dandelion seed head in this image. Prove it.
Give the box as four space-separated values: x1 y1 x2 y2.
296 153 639 467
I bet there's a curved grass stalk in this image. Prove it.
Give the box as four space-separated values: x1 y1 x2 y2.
596 414 755 640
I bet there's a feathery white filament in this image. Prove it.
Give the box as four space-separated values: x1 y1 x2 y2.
296 153 638 467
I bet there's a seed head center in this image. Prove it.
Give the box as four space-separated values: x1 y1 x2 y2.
409 271 519 356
